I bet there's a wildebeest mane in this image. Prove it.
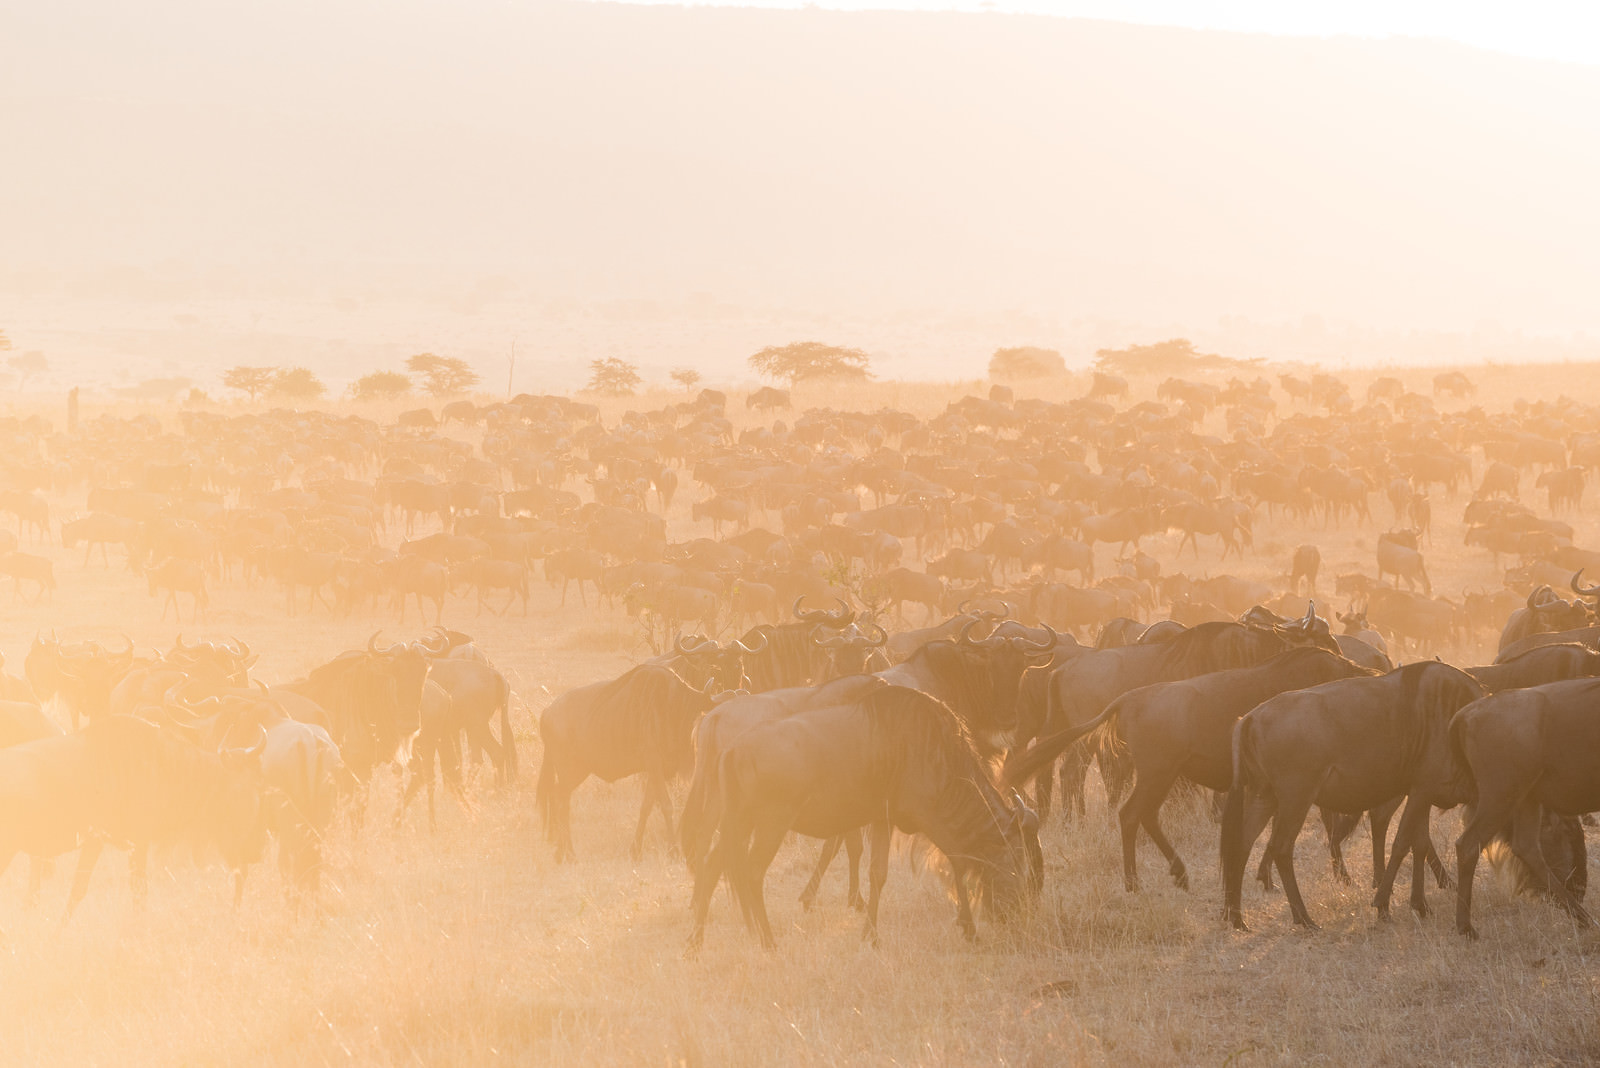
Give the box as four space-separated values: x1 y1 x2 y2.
860 686 1020 913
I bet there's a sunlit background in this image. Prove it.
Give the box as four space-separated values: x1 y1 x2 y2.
2 0 1596 392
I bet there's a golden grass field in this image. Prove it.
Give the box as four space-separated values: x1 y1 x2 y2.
0 364 1598 1066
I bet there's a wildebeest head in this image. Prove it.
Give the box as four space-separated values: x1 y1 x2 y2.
167 634 256 690
673 631 768 691
793 595 856 629
1241 602 1338 653
811 619 888 676
1336 607 1371 635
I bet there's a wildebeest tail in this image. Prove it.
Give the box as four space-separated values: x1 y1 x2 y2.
534 721 555 836
1001 702 1119 790
498 675 518 781
678 718 720 876
1220 716 1261 926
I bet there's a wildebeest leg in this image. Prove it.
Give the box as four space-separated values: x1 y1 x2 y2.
1318 807 1358 885
798 836 843 911
737 817 789 950
1130 769 1188 890
1034 758 1056 823
632 774 667 860
844 829 864 909
1457 802 1504 939
1222 786 1274 929
1264 788 1321 928
1059 749 1089 821
65 839 107 919
686 833 728 954
1373 794 1432 919
860 820 890 944
950 859 977 941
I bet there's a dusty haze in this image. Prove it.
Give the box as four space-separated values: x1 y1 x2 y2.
3 1 1598 391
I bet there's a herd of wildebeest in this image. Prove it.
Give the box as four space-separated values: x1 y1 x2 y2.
2 363 1600 947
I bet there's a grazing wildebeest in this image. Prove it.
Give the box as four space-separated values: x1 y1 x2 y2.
283 632 430 798
1221 662 1484 929
1009 647 1378 894
537 664 721 862
686 685 1041 950
0 715 267 917
1451 678 1600 936
165 686 343 899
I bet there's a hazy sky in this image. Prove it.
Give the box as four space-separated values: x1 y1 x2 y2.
5 0 1599 388
610 0 1600 66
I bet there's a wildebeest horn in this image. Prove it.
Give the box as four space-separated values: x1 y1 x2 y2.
232 637 250 661
956 599 973 615
175 632 197 654
675 634 712 655
1303 601 1315 624
1527 588 1543 611
368 630 384 655
811 625 847 648
421 629 450 654
1572 570 1600 599
957 617 982 644
1024 624 1057 651
732 630 768 655
863 622 888 647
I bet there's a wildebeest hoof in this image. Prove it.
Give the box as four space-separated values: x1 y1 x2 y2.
848 895 866 912
798 892 816 911
1172 868 1189 891
1459 924 1479 940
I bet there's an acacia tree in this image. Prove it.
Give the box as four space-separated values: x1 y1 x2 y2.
350 370 412 401
271 367 326 400
8 351 47 391
406 353 480 397
586 357 641 397
989 346 1064 379
748 342 871 385
670 367 702 392
221 365 278 402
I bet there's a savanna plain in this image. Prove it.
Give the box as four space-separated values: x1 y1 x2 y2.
1 363 1598 1068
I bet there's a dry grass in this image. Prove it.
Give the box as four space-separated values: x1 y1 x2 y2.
0 367 1597 1065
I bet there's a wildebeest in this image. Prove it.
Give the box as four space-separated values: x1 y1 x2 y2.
746 386 791 411
1376 530 1430 595
0 715 267 916
686 684 1041 950
0 552 55 601
1466 644 1600 694
1011 647 1378 894
145 557 210 622
283 632 430 793
1221 662 1484 929
1290 545 1320 595
537 664 721 861
1028 621 1328 821
1451 678 1600 936
1497 582 1590 652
